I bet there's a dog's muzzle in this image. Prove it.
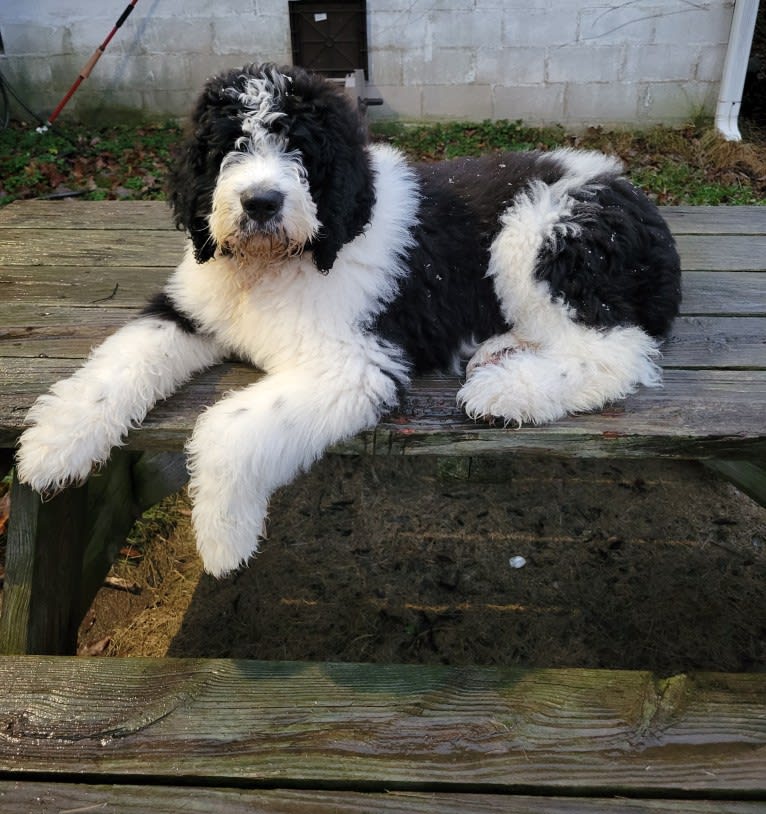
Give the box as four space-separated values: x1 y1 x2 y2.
240 188 285 226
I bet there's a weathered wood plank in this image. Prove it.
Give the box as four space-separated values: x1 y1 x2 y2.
681 271 766 316
660 205 766 235
2 199 764 236
3 267 764 318
662 316 766 369
674 234 766 271
705 460 766 507
0 658 763 795
1 230 760 272
0 264 167 307
3 298 764 370
0 449 193 656
0 478 88 655
2 211 765 272
0 228 183 267
0 784 761 814
1 361 764 456
0 199 175 230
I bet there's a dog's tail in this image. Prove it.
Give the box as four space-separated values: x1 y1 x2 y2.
456 152 674 426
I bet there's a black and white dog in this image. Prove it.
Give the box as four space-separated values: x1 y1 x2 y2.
17 64 681 576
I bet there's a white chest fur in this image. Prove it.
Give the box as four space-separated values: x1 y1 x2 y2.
166 144 418 373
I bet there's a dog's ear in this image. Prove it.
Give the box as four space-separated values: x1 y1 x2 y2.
168 72 244 263
167 137 216 263
284 73 376 273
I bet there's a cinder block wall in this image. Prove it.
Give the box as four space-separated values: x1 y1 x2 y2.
0 0 734 126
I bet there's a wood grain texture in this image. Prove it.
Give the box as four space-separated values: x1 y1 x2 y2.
0 658 764 796
0 784 762 814
2 200 763 234
2 267 764 317
2 227 762 272
660 205 766 235
1 360 765 456
3 202 760 459
0 479 88 655
0 228 183 267
3 307 763 370
673 234 766 272
681 272 766 315
0 199 175 230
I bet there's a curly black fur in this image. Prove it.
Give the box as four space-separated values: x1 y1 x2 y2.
166 63 681 376
167 63 375 270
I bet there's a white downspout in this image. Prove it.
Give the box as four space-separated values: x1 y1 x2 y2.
715 0 760 141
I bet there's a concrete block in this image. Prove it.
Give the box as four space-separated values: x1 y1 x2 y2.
369 11 430 51
578 4 657 45
422 83 492 120
366 85 422 119
369 50 403 86
403 47 475 86
430 9 503 49
652 1 734 45
100 53 193 92
695 43 727 82
624 43 702 83
0 56 53 92
141 88 198 117
125 19 214 57
72 87 146 119
1 23 68 56
212 15 290 58
547 44 627 84
67 18 120 53
493 83 567 124
476 0 553 8
477 48 546 86
367 0 447 10
564 81 640 124
10 1 92 24
503 8 578 47
638 80 717 122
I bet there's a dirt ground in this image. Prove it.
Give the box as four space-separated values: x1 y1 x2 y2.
78 454 766 675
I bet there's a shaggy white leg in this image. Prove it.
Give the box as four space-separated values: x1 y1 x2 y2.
458 325 662 425
187 357 401 576
465 331 539 377
16 318 223 492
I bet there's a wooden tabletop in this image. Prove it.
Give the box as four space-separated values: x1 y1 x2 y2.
1 201 765 459
0 656 764 811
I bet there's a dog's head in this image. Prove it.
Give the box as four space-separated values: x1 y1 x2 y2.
168 64 376 273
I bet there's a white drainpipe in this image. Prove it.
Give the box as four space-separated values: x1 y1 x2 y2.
715 0 760 141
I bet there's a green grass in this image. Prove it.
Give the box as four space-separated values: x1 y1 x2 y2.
373 120 766 206
1 118 764 207
0 121 182 206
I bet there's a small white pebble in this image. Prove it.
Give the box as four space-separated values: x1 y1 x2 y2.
509 555 527 569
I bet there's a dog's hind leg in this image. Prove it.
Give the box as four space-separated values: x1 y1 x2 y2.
457 179 663 425
186 349 404 577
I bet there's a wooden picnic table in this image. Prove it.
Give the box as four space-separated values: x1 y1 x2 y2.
0 199 764 812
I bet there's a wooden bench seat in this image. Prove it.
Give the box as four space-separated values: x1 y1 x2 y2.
0 656 765 812
0 200 764 653
0 200 764 811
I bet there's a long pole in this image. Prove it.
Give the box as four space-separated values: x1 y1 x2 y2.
38 0 141 132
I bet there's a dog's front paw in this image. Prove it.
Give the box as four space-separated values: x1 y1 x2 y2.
16 391 114 492
186 409 268 578
190 486 268 578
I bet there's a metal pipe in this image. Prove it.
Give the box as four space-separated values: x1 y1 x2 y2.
715 0 760 141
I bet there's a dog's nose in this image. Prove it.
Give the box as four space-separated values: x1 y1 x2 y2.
240 189 285 222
